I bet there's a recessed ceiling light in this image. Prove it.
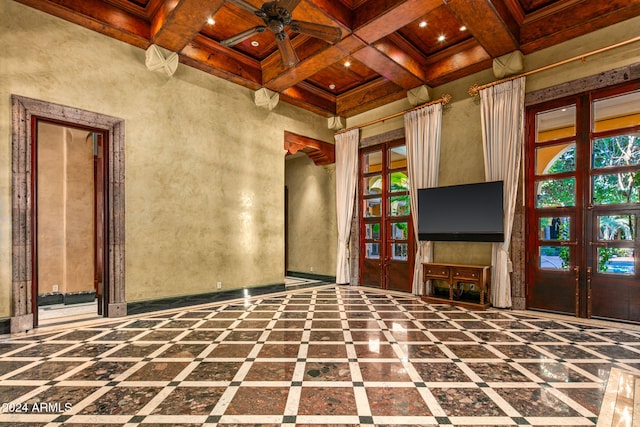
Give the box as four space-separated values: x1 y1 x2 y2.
207 17 215 25
329 84 336 90
459 25 467 31
344 61 351 67
437 34 446 42
419 21 427 28
251 40 259 47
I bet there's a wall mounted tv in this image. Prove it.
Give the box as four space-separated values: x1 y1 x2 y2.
417 181 504 242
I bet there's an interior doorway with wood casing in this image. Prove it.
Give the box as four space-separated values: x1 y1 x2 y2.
359 139 414 292
11 95 126 334
526 81 640 323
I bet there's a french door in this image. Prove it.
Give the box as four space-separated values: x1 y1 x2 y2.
359 140 414 292
526 82 640 322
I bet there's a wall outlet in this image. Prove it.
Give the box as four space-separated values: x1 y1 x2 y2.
216 282 222 289
52 284 59 293
310 266 314 272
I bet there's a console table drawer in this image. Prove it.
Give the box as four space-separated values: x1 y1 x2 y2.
453 269 481 280
424 266 449 278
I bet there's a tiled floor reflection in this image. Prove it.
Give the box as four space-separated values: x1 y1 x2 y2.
1 285 640 426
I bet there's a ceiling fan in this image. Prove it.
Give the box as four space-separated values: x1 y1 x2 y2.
221 0 342 67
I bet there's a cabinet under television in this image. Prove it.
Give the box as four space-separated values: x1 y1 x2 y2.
421 263 491 310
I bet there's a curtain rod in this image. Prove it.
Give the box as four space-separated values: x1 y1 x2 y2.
335 93 451 135
468 35 640 97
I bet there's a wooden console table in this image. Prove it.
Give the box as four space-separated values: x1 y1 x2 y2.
421 263 491 310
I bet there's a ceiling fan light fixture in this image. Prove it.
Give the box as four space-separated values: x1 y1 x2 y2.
221 0 341 67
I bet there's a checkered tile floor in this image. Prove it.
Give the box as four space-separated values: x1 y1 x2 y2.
2 284 640 426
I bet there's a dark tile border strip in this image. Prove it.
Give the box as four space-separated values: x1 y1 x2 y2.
0 319 9 335
38 291 96 306
126 283 286 315
286 271 336 282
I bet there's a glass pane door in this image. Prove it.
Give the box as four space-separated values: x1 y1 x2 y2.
527 102 581 315
360 141 414 291
587 91 640 320
362 150 383 288
527 83 640 322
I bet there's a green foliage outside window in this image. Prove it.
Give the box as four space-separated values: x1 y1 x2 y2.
540 135 638 271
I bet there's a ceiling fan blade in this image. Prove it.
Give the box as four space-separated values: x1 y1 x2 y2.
277 0 303 13
220 26 266 47
290 20 341 44
226 0 266 17
275 32 299 67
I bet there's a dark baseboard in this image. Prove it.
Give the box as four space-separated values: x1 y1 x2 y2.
38 293 63 306
64 291 96 305
38 291 95 306
287 271 336 283
0 319 9 335
127 283 286 316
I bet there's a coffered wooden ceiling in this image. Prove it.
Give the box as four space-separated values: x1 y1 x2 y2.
15 0 640 117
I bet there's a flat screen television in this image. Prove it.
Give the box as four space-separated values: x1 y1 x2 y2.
417 181 504 242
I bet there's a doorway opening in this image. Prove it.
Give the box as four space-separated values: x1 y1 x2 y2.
11 95 126 333
35 122 105 326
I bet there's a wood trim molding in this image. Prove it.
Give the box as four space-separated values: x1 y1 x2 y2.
284 130 335 165
10 95 127 333
525 62 640 106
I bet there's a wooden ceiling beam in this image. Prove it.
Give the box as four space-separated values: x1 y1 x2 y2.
14 0 150 49
296 0 353 29
279 82 337 117
444 0 519 57
354 0 442 44
150 0 225 53
264 35 367 92
351 45 424 89
422 39 492 86
519 0 640 53
261 36 330 83
337 78 406 117
180 35 263 89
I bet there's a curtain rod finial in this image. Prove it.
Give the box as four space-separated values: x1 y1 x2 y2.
468 84 480 98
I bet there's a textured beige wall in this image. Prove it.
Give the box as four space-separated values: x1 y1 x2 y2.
345 15 640 268
63 127 95 294
285 155 337 276
37 123 66 295
0 1 334 316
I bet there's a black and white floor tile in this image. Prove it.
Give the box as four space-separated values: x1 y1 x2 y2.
1 284 639 426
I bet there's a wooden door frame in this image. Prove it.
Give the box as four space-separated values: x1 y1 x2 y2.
517 63 640 313
524 79 640 320
524 94 585 316
11 95 127 333
92 132 106 316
